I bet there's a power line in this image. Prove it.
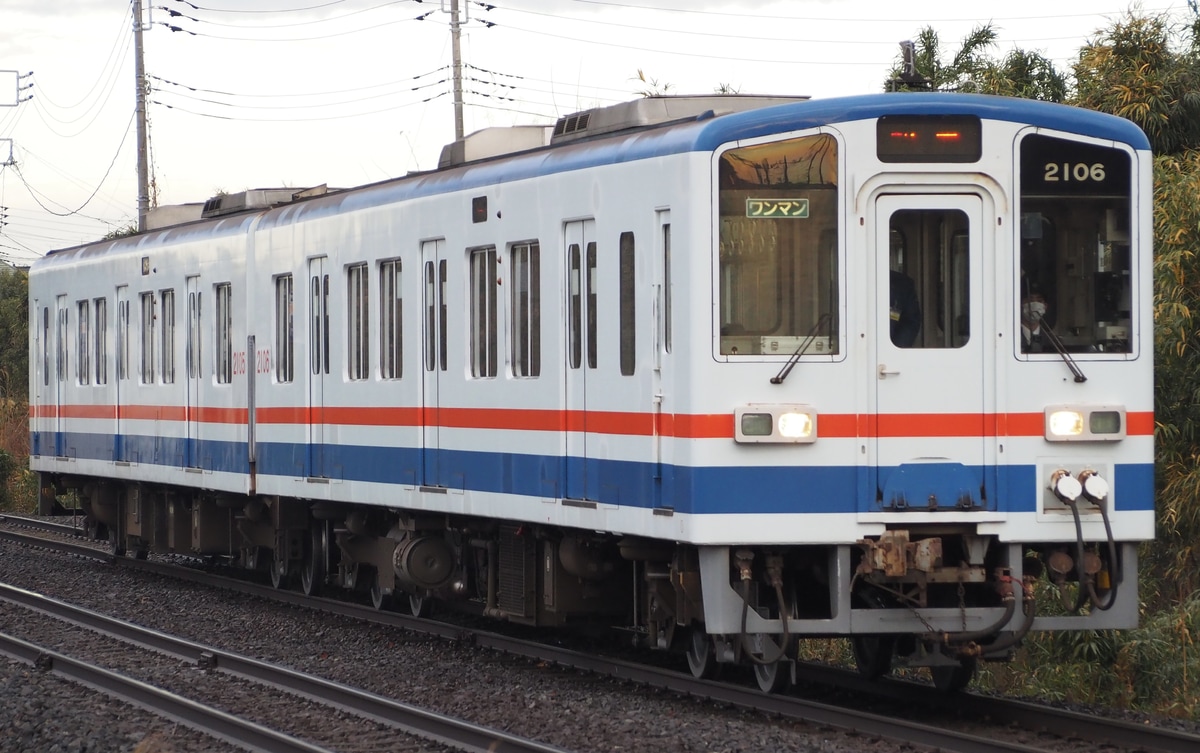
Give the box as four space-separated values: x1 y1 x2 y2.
555 0 1175 24
9 110 136 219
160 0 414 28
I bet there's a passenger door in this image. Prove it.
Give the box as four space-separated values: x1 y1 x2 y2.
564 219 596 501
54 295 67 458
185 276 201 468
870 193 993 513
307 257 330 479
115 286 129 462
421 239 447 488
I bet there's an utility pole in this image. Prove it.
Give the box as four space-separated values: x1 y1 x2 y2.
450 0 464 141
133 0 150 232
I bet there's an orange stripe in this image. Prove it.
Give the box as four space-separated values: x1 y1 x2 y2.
120 405 187 422
1128 411 1155 435
192 407 250 424
29 404 1156 439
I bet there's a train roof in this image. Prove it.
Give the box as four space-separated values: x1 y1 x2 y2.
270 93 1148 226
36 93 1150 263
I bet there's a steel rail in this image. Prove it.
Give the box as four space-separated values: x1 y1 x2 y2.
0 582 570 753
0 631 335 753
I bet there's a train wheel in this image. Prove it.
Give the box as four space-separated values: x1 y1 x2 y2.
685 629 718 680
753 659 791 694
851 635 897 680
931 656 977 693
408 593 432 618
369 579 391 611
243 546 265 572
107 527 126 558
300 524 327 597
269 553 290 590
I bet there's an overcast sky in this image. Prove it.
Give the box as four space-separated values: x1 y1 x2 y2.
0 0 1191 263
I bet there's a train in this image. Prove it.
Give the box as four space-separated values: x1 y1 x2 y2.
28 92 1154 693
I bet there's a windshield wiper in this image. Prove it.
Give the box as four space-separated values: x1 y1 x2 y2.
1037 322 1088 383
771 313 833 385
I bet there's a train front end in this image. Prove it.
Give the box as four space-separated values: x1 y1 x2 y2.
682 95 1153 689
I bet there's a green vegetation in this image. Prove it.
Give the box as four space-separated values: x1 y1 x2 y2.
0 268 33 514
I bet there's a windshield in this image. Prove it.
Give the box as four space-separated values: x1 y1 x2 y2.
717 133 839 357
1018 133 1133 355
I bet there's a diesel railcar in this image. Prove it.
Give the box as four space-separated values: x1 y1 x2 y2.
29 93 1154 692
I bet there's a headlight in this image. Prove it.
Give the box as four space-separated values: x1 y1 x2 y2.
1044 405 1125 442
1048 410 1084 437
735 405 817 444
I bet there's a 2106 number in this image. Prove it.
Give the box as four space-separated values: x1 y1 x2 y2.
1044 162 1106 182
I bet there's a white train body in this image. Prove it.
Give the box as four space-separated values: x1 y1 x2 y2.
29 93 1154 687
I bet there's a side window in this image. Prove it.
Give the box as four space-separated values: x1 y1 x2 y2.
94 298 108 385
424 259 447 372
56 302 67 384
311 273 330 375
160 289 175 383
117 297 129 381
619 231 635 376
511 242 540 377
347 263 369 380
586 241 597 369
140 291 156 384
275 275 293 383
662 223 671 354
76 300 90 385
469 246 498 378
216 283 232 384
380 259 402 380
188 289 202 379
41 307 50 387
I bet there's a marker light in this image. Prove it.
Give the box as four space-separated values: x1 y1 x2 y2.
735 405 817 444
1044 405 1126 442
740 413 773 437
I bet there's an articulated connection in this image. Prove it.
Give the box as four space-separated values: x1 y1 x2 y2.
854 531 1036 660
854 530 986 608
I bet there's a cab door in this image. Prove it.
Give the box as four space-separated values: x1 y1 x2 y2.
870 193 993 513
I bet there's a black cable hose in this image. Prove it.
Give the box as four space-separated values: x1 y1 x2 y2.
1065 498 1091 613
1084 499 1120 611
738 577 791 665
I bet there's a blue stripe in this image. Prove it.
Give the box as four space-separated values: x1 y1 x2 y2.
34 430 1155 516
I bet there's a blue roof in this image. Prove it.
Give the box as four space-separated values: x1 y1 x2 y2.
42 92 1152 251
267 92 1149 228
693 92 1151 152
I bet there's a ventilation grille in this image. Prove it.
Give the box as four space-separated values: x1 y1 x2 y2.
552 112 591 137
498 525 536 617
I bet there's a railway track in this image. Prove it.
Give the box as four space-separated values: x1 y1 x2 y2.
2 513 1197 753
0 580 569 753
